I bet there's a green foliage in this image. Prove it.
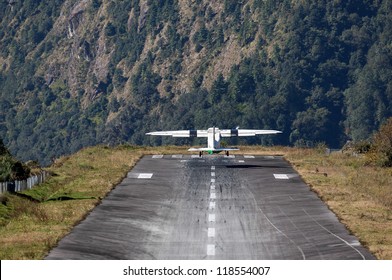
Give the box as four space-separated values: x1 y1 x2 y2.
0 150 31 182
0 0 392 165
291 108 330 147
91 0 102 10
353 141 372 154
371 118 392 167
105 22 116 37
0 195 11 227
209 74 228 104
0 138 10 156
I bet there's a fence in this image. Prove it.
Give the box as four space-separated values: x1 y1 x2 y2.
0 171 49 194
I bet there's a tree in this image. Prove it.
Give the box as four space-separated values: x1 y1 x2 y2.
209 74 228 104
290 108 330 147
371 117 392 167
105 22 116 37
0 138 10 156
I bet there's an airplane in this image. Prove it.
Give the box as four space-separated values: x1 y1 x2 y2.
146 127 282 157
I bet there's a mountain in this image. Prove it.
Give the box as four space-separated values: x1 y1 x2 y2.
0 0 391 165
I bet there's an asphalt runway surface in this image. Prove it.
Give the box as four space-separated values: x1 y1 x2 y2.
46 155 375 260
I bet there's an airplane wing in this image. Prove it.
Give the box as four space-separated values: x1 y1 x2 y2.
188 147 239 152
220 129 282 137
146 130 208 137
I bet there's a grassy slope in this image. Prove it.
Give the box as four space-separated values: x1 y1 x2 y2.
0 145 391 259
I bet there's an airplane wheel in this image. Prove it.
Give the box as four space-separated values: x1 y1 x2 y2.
199 151 202 157
226 151 229 156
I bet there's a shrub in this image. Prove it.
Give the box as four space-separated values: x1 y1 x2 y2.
0 156 31 181
0 138 10 156
0 138 31 181
371 118 392 167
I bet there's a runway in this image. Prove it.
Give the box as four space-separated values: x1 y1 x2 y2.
46 155 374 259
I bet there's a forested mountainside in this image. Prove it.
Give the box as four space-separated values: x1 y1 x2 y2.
0 0 391 165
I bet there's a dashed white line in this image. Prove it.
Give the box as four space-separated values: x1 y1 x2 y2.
208 228 215 237
207 244 215 255
207 165 217 257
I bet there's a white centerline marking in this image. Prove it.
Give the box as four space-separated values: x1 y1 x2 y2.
208 228 215 237
207 244 215 255
244 155 255 158
238 160 245 163
208 164 217 257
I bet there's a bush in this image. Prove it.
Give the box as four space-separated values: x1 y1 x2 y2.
371 118 392 167
0 138 31 181
0 138 10 156
0 156 31 181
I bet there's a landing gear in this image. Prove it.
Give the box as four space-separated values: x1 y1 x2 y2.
225 151 229 156
199 151 202 157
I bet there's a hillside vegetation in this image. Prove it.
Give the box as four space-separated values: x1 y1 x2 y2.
0 137 30 182
1 0 392 164
0 145 391 259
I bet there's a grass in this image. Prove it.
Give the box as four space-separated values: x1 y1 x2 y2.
0 145 187 259
282 148 392 259
0 145 391 259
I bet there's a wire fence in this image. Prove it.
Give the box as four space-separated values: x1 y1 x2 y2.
0 171 49 194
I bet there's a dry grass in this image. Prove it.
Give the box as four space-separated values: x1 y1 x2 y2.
0 145 391 259
260 147 392 260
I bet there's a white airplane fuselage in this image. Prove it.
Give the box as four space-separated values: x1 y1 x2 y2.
207 127 220 150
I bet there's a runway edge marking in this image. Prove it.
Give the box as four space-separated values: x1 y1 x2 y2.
137 173 153 179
